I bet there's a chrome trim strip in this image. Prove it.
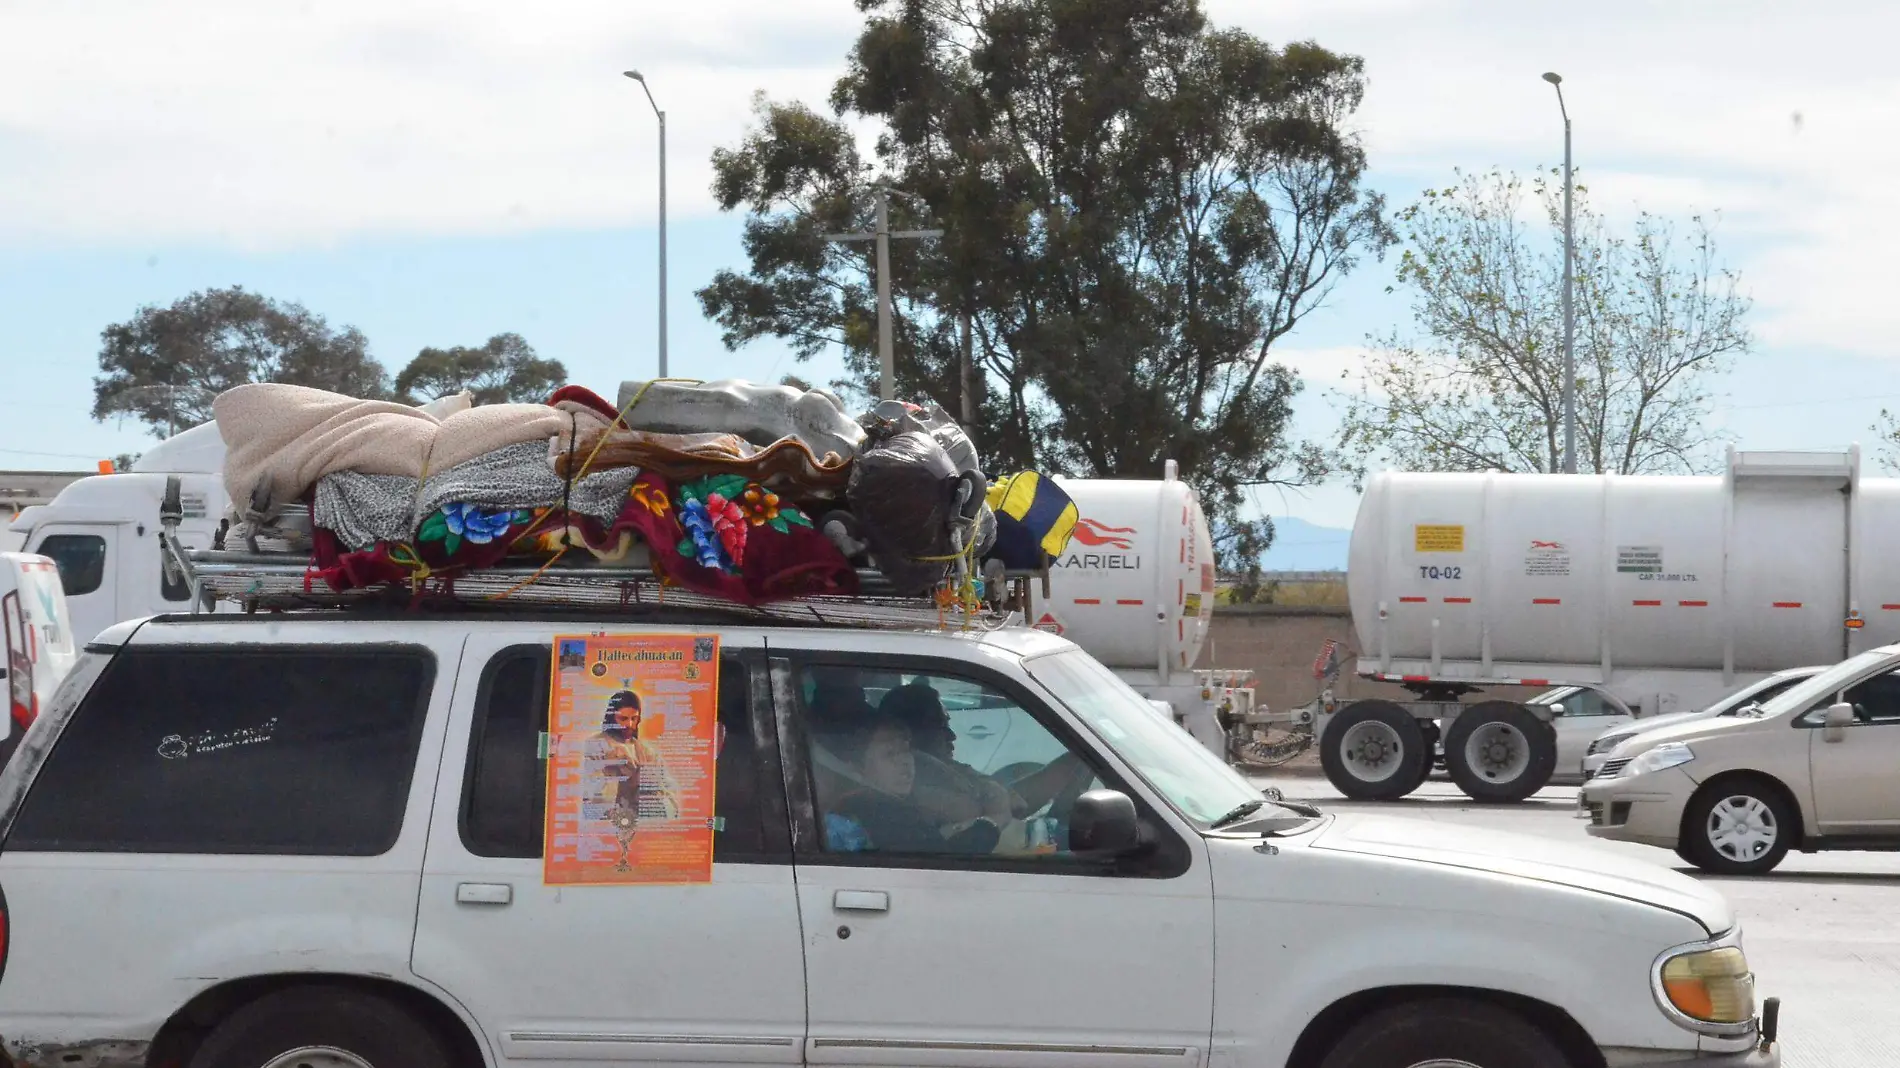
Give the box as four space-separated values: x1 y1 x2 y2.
810 1038 1192 1056
509 1032 799 1047
1650 924 1758 1039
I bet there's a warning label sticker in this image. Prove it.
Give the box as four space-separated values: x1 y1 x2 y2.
1525 540 1571 577
1617 546 1663 574
1414 524 1466 553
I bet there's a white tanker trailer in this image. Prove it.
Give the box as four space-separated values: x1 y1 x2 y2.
1327 445 1880 802
1031 462 1256 754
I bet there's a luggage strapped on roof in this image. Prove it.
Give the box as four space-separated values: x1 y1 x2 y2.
155 476 1049 632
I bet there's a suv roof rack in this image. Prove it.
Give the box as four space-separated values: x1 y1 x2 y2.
157 478 1045 633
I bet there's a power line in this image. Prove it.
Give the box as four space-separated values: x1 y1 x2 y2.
0 447 115 461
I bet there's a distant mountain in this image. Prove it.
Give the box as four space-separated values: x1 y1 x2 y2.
1259 516 1349 571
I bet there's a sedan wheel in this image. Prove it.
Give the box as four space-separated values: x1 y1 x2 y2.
1683 778 1794 875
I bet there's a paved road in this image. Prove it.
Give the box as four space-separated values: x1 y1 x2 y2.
1247 773 1900 1068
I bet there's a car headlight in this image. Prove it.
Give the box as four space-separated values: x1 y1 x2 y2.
1655 943 1756 1033
1624 742 1695 777
1589 733 1632 755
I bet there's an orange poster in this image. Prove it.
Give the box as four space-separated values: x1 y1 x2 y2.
544 633 720 886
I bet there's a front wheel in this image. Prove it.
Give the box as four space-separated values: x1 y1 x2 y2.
1681 777 1794 875
189 985 453 1068
1319 997 1571 1068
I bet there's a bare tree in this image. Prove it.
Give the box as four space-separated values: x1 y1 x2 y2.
1337 169 1750 479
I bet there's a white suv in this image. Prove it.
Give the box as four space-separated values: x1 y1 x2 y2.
0 613 1778 1068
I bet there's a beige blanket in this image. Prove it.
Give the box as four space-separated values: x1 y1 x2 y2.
217 383 606 509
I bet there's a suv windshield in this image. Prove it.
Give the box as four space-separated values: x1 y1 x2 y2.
1025 649 1303 829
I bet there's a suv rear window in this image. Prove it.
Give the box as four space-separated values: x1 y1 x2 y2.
7 646 434 855
461 648 778 861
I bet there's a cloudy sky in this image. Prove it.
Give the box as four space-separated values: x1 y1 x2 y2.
2 0 1892 532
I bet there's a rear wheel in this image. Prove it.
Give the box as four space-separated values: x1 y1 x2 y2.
1681 777 1794 875
189 985 452 1068
1444 702 1557 803
1320 701 1427 801
1318 997 1571 1068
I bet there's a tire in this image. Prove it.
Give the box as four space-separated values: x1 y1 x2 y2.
189 985 453 1068
1318 997 1571 1068
1319 701 1427 801
1444 701 1558 803
1399 752 1433 795
1681 776 1794 876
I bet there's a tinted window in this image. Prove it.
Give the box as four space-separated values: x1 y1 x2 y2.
8 646 433 855
37 535 105 597
461 648 774 861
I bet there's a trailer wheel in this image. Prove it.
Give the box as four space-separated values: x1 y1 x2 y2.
1444 701 1557 803
1320 701 1427 800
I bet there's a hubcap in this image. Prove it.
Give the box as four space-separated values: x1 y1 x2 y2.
1464 721 1530 782
1707 794 1778 861
262 1048 375 1068
1340 720 1405 783
1404 1061 1482 1068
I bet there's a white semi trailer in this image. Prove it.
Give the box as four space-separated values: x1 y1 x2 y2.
1327 446 1878 802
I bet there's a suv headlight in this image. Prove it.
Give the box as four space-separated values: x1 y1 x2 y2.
1655 942 1756 1034
1625 742 1695 778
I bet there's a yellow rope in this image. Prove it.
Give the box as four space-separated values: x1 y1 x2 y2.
490 378 704 601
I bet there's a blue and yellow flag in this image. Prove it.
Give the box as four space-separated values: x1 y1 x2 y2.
984 472 1079 569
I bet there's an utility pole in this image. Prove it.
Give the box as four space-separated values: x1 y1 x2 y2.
959 304 975 425
1543 71 1577 474
121 383 207 437
826 187 943 401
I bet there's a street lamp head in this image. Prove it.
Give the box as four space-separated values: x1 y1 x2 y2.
624 70 645 82
1541 71 1563 85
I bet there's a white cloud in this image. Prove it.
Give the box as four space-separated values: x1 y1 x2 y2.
1272 345 1376 393
6 0 1899 359
0 1 861 246
1207 0 1900 356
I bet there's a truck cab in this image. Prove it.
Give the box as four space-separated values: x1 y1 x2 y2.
11 471 228 648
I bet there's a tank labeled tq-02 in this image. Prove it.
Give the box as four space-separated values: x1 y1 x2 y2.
1326 446 1887 802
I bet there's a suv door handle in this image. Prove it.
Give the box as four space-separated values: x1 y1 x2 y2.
456 882 514 906
833 889 889 912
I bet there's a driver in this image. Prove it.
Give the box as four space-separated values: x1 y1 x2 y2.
826 712 1003 855
879 680 1094 820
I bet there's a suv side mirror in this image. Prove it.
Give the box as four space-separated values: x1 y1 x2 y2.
1824 702 1855 743
1069 789 1140 856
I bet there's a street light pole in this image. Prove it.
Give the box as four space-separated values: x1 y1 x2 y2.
624 70 668 378
1543 71 1576 474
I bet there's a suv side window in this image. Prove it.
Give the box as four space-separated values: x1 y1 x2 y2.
37 535 106 597
461 647 781 862
8 646 434 855
795 660 1113 864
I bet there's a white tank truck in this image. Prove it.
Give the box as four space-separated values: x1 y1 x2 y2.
1319 446 1886 802
1028 463 1260 754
